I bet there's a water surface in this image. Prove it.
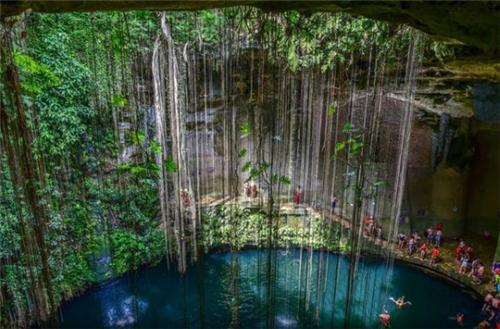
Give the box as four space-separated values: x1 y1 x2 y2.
56 249 481 328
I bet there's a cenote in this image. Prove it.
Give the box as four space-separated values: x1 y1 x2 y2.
54 250 481 329
2 2 499 329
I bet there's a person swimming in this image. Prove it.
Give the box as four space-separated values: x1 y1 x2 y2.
379 309 391 327
448 313 464 326
389 296 412 309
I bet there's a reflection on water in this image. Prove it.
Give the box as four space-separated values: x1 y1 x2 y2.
54 250 481 328
103 296 148 327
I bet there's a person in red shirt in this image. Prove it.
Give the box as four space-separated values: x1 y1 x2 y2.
295 186 301 205
431 246 440 265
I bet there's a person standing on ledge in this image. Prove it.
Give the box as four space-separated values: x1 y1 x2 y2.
243 182 249 197
426 226 434 245
418 243 428 260
331 194 338 213
430 246 440 265
435 228 443 247
295 185 301 205
398 232 407 250
407 237 415 255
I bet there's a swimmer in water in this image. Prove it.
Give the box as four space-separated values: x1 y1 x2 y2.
379 309 391 327
456 313 464 326
389 296 412 309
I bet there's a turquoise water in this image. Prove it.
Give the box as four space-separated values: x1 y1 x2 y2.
54 250 481 328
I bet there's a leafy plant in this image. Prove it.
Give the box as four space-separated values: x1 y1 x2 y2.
111 94 127 107
163 158 178 172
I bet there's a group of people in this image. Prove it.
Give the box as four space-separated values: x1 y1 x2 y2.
460 261 500 328
425 224 444 247
362 216 383 244
379 296 468 327
476 292 500 328
455 240 484 282
243 184 340 214
242 182 258 198
492 261 500 292
397 228 441 265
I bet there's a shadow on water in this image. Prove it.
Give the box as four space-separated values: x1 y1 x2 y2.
44 250 482 329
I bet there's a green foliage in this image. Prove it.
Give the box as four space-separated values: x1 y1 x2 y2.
149 141 162 155
241 161 252 172
111 29 125 55
61 253 94 290
332 125 364 158
16 28 94 158
163 158 178 173
0 12 166 326
0 8 424 327
111 94 127 107
328 102 337 116
201 204 345 251
240 122 250 135
287 43 299 73
238 148 247 158
257 11 415 72
119 162 161 178
131 131 145 145
14 51 60 93
279 176 291 185
248 167 261 182
335 141 346 154
109 229 164 276
166 11 220 47
201 205 252 250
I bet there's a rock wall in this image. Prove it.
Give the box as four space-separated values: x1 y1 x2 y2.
405 112 499 241
466 123 500 237
405 118 467 237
